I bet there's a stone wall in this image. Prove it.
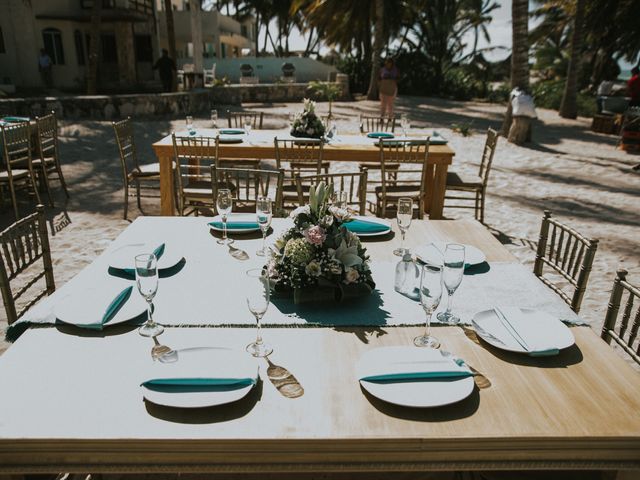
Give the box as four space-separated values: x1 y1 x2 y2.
0 81 350 120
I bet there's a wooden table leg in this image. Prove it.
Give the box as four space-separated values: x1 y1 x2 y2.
159 154 176 216
423 163 435 216
429 163 449 219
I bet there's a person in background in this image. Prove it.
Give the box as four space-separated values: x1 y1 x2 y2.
628 66 640 107
153 49 176 93
38 49 53 89
379 57 399 118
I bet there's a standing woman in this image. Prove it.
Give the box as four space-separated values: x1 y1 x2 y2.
379 58 399 118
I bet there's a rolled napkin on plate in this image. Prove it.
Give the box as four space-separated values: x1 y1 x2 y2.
344 218 390 234
2 116 30 123
77 285 133 330
208 219 260 230
367 132 394 139
493 306 560 356
219 128 245 135
152 243 165 260
142 377 256 391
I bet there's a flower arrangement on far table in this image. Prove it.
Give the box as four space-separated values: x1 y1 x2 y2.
290 98 326 139
267 182 375 304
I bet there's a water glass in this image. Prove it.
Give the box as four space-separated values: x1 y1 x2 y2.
335 191 348 209
245 268 272 357
135 254 163 337
210 109 218 128
394 197 413 256
288 111 296 127
401 114 410 137
186 115 195 135
256 197 272 256
244 121 252 136
216 189 233 245
437 243 465 325
414 262 443 348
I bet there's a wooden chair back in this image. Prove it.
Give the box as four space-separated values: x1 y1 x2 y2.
274 138 324 182
377 138 429 218
360 115 396 133
1 122 33 173
534 210 598 313
227 111 264 129
172 134 218 214
601 269 640 365
478 127 499 186
211 166 285 216
35 111 59 162
0 205 55 325
112 117 140 180
295 170 368 216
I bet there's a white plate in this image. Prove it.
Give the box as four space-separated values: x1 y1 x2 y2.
141 347 258 408
415 242 486 267
54 284 148 328
472 308 575 354
108 242 184 271
346 216 392 237
356 346 474 408
209 213 261 234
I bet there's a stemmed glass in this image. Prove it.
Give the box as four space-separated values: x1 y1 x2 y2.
437 243 465 325
394 197 413 256
335 191 348 209
256 197 272 256
135 253 163 337
244 121 252 136
400 114 410 137
210 109 218 128
245 268 272 357
216 189 234 245
414 262 443 348
186 115 195 135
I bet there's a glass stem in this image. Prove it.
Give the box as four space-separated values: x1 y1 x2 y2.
147 301 155 326
222 215 227 242
425 311 432 337
255 315 263 345
262 229 267 252
446 291 454 315
400 230 405 251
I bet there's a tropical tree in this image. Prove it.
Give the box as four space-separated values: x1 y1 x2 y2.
559 0 585 118
86 0 101 94
366 0 385 100
501 0 530 137
163 0 178 91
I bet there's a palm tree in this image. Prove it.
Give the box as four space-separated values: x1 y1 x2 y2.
163 0 177 91
86 0 101 94
501 0 530 136
559 0 585 119
191 0 204 75
366 0 385 100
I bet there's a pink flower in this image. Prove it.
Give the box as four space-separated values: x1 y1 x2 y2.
304 225 326 246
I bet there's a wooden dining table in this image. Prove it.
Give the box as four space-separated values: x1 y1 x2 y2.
0 218 638 477
151 129 456 219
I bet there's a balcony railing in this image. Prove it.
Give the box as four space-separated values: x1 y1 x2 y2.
80 0 153 16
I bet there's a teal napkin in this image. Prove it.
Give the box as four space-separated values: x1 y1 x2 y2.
219 128 245 135
153 243 165 261
345 219 390 234
208 220 259 229
2 116 30 123
361 370 473 383
367 132 394 139
142 377 256 392
430 131 448 145
78 285 133 329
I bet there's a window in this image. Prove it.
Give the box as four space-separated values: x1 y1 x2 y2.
80 0 116 8
134 35 152 62
42 28 65 65
74 30 85 65
0 27 5 54
101 34 117 63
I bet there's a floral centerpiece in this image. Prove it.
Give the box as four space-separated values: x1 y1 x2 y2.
290 98 326 139
267 182 375 304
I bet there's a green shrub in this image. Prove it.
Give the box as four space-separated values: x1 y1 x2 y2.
532 79 597 118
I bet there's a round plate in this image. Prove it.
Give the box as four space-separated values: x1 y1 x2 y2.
415 242 486 267
108 242 184 272
209 213 261 234
472 308 575 354
345 216 391 237
356 346 474 408
54 284 148 328
219 128 245 135
142 347 258 408
218 135 244 144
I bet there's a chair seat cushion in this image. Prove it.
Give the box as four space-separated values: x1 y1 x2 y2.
135 163 161 176
446 171 482 188
374 185 422 198
0 169 29 180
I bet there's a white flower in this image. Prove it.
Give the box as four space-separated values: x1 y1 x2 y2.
344 267 360 284
305 261 322 277
289 205 310 218
329 259 343 275
346 230 360 248
328 240 363 268
329 206 352 222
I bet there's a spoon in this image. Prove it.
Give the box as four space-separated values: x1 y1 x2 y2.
151 336 178 363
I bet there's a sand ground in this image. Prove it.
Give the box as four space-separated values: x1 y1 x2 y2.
0 96 638 362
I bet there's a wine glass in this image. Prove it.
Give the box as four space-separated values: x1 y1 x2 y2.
244 121 252 136
245 268 272 357
186 115 195 135
210 109 218 128
394 197 413 256
216 189 234 245
256 197 272 256
414 262 443 348
335 191 348 209
135 253 163 337
288 111 296 128
401 114 410 137
437 243 465 325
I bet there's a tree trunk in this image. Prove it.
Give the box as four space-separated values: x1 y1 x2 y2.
191 0 204 79
366 0 384 100
163 0 177 91
559 0 585 119
501 0 530 136
254 12 260 56
86 0 101 94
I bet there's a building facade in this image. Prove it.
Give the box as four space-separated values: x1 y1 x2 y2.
0 0 159 91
